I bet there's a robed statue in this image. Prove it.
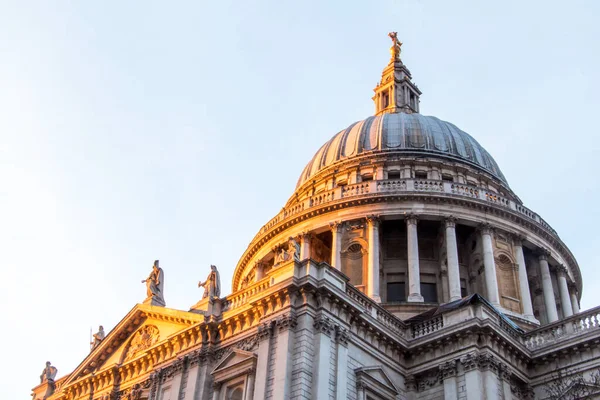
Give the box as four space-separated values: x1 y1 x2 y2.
141 260 165 306
90 325 105 350
198 265 221 299
40 361 58 384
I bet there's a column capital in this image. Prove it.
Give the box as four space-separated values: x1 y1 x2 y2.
555 264 568 276
329 221 344 233
478 223 494 235
405 213 419 226
537 248 551 261
404 375 417 392
299 231 313 240
568 282 578 292
365 214 381 227
444 215 457 228
510 232 526 246
439 360 457 379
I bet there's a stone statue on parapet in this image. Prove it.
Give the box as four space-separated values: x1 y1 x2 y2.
388 32 402 62
141 260 165 306
287 236 300 261
40 361 57 384
90 325 105 350
198 265 221 299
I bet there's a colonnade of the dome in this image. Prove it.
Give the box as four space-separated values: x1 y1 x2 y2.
242 208 580 327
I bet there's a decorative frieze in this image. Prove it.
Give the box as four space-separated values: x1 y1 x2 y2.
460 353 478 372
313 315 334 336
276 313 298 331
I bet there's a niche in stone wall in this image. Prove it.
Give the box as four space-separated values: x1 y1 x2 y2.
312 232 332 265
341 242 366 291
495 253 521 313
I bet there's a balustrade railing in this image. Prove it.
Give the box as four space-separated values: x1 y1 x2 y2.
411 316 443 338
222 279 271 312
251 178 558 244
524 306 600 350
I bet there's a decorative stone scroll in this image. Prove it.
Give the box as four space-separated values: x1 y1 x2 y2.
123 325 160 362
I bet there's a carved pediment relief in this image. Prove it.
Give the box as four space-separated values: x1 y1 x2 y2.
212 349 257 384
355 366 398 398
122 325 160 362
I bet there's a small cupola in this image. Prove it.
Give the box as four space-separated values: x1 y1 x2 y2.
372 33 422 116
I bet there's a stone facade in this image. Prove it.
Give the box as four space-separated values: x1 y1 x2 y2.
32 36 600 400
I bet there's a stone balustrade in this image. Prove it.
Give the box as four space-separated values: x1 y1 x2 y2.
411 316 444 338
222 279 272 312
524 305 600 350
250 178 558 244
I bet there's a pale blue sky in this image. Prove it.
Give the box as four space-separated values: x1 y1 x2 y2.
1 1 599 397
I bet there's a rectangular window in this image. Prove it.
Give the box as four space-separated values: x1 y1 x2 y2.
387 282 406 302
388 171 401 180
415 171 428 179
421 283 438 303
362 175 373 182
442 174 454 182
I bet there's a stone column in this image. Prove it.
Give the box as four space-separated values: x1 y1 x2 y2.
366 215 381 302
479 354 501 400
255 261 265 282
330 222 343 270
440 361 458 400
406 214 423 302
499 364 512 400
538 251 559 323
252 322 273 400
556 265 573 318
569 284 580 314
513 237 534 319
246 373 255 400
271 314 297 399
300 232 312 260
480 224 500 306
212 383 221 400
445 217 461 302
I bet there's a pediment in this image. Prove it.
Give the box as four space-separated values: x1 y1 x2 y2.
62 303 203 388
212 349 257 383
355 366 398 396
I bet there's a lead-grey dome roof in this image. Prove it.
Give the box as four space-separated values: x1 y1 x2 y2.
296 113 507 188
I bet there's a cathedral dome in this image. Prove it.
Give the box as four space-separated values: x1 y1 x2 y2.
296 113 507 189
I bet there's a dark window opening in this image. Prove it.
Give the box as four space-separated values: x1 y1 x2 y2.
421 283 438 303
388 171 401 180
415 171 428 179
387 282 406 302
362 175 373 182
382 92 389 108
442 174 454 182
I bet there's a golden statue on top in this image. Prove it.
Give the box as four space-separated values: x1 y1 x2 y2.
388 32 402 62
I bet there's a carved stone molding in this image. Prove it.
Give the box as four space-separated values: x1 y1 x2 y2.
257 321 274 341
404 375 417 392
498 363 511 382
313 315 334 337
329 221 344 233
405 213 419 226
477 353 499 373
444 215 457 228
417 369 441 391
460 352 478 372
365 214 381 227
439 360 457 380
277 313 298 332
335 325 349 346
235 334 259 352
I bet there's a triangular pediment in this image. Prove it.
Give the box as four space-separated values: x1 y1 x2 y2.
211 349 257 384
355 366 398 396
62 303 203 388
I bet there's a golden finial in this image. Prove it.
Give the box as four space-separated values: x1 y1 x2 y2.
388 32 402 62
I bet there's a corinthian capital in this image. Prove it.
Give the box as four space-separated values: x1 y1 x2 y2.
537 248 551 261
478 223 494 235
405 213 419 226
444 216 457 228
329 221 343 233
366 214 381 227
555 264 568 276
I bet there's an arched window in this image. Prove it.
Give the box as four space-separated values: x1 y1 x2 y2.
341 242 366 291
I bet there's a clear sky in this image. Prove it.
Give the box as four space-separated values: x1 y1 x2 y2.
1 1 599 397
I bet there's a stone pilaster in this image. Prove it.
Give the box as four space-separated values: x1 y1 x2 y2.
366 215 381 302
406 214 423 302
312 315 334 400
300 232 312 261
439 360 458 400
